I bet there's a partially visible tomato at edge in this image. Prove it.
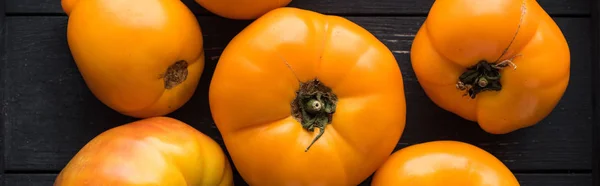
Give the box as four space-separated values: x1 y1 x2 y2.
195 0 292 20
54 117 233 186
372 141 520 186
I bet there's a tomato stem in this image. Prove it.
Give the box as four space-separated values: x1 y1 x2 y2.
305 99 323 114
457 60 517 98
291 79 337 152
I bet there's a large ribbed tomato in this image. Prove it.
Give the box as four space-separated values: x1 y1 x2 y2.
209 7 406 185
62 0 204 118
194 0 292 20
54 117 233 186
411 0 570 134
372 141 519 186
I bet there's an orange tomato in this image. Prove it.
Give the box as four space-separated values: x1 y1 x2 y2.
209 7 406 185
372 141 520 186
62 0 205 118
54 117 233 186
194 0 291 20
411 0 570 134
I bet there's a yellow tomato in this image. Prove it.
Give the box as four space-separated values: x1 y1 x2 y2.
62 0 205 118
411 0 570 134
194 0 292 20
209 7 406 185
372 141 520 186
54 117 233 186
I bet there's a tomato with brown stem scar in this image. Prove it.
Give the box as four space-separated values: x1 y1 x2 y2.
410 0 570 134
62 0 205 118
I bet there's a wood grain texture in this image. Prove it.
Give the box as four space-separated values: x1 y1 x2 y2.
5 0 592 16
517 174 593 185
3 15 593 174
1 173 593 186
4 174 56 186
592 0 600 184
1 0 6 180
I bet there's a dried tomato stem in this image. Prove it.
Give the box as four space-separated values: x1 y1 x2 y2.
456 60 507 98
291 79 337 152
494 59 518 70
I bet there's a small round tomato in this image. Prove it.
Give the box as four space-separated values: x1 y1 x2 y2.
209 7 406 185
62 0 205 118
54 117 233 186
372 141 520 186
410 0 570 134
195 0 292 20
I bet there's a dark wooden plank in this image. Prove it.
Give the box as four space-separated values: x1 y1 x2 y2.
2 16 593 173
516 174 593 185
592 0 600 185
5 0 591 16
2 173 593 186
4 174 55 186
0 0 6 179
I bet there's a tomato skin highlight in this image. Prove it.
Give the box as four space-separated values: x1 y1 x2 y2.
209 7 407 186
54 117 233 186
195 0 292 20
372 141 520 186
410 0 570 134
63 0 205 118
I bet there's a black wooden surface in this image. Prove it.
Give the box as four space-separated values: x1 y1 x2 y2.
1 0 597 186
5 0 591 16
1 174 594 186
1 0 5 184
592 0 600 185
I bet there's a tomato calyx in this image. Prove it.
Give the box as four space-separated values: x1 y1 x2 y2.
456 59 517 98
163 60 188 89
291 79 338 152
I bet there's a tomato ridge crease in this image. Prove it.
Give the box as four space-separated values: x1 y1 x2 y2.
494 0 527 63
456 0 526 99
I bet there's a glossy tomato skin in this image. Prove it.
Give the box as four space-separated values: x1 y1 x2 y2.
54 117 233 186
372 141 519 186
209 7 406 185
411 0 570 134
63 0 205 118
195 0 291 20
